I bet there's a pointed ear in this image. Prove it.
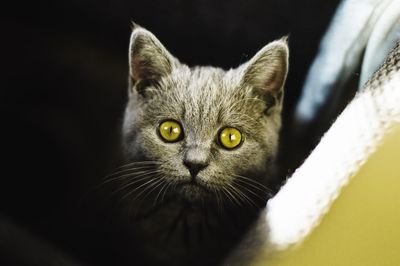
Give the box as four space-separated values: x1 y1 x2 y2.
241 38 289 113
129 25 179 96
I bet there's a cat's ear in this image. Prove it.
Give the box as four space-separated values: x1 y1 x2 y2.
129 24 179 97
241 37 289 114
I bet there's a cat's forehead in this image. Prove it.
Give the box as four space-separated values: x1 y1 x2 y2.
168 66 245 102
154 66 264 134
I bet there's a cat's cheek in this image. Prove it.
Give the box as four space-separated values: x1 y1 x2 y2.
214 151 245 176
238 143 268 171
135 127 165 160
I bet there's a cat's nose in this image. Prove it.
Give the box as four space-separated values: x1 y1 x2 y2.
183 159 208 178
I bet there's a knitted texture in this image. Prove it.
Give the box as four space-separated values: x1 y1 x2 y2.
266 42 400 249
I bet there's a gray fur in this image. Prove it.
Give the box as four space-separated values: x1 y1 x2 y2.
119 25 288 265
124 26 288 195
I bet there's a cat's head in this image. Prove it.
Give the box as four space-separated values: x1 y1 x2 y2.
121 25 288 208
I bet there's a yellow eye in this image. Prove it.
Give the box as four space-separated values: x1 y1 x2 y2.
219 127 242 149
159 120 183 142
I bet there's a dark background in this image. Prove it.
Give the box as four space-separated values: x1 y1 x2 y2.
2 0 340 265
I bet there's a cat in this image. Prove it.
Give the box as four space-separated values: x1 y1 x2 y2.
107 24 288 266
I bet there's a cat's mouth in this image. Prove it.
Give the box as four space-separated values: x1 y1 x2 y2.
175 180 211 203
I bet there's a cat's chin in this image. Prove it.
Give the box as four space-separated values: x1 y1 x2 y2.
175 182 211 204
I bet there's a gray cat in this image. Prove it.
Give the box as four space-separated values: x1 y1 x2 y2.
110 24 288 265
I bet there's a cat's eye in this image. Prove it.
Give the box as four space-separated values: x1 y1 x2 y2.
219 127 242 149
159 120 183 142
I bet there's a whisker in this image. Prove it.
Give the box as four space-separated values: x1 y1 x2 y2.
153 180 170 206
232 174 273 193
128 177 165 220
230 185 251 207
227 183 256 208
113 169 161 185
133 177 166 205
114 160 162 170
105 165 159 180
111 170 163 195
110 175 155 197
233 181 268 203
102 169 160 187
81 167 159 201
219 188 232 205
233 178 273 198
93 165 160 190
213 188 223 214
161 180 175 202
120 175 163 201
222 186 242 206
